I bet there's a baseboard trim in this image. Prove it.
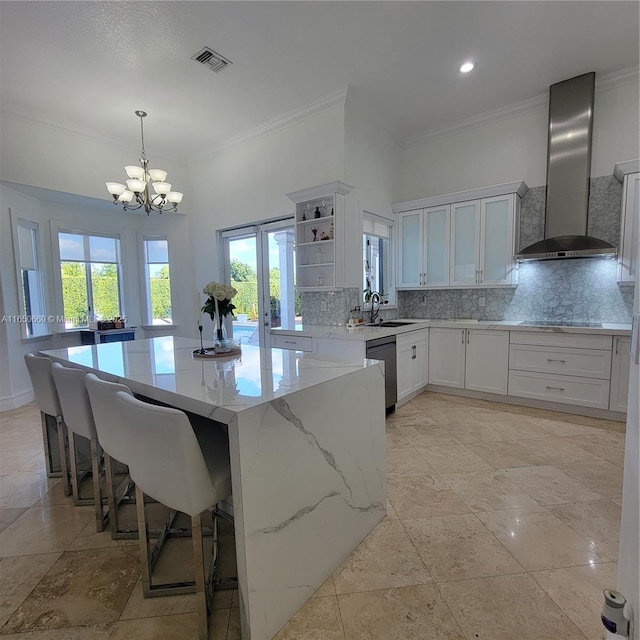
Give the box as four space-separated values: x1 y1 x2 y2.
424 384 627 426
0 389 35 412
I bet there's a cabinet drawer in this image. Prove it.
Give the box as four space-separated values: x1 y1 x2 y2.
508 370 610 409
510 331 612 350
271 334 314 352
397 329 428 349
509 345 612 379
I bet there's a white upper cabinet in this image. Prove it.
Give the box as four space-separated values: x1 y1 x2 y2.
398 210 423 287
395 182 525 290
451 200 480 286
397 206 450 288
618 171 639 284
480 195 518 286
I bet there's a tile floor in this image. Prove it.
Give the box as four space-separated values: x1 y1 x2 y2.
0 392 626 640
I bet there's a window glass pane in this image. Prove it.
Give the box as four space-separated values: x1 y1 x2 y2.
146 239 168 263
149 263 172 324
91 263 121 320
60 262 88 327
59 233 86 261
89 236 117 263
17 225 37 270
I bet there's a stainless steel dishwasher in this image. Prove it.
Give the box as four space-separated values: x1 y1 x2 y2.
366 336 397 414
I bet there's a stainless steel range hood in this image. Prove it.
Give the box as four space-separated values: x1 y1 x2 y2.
516 72 617 260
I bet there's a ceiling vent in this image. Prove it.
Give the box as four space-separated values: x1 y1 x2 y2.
191 47 232 73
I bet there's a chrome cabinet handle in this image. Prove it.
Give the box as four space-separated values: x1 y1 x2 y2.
412 345 416 359
461 330 464 343
467 330 470 344
615 338 619 355
546 359 566 363
546 386 565 391
284 341 296 344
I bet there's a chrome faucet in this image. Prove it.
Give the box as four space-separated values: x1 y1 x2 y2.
368 291 381 325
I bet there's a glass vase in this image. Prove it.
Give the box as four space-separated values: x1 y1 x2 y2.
214 318 228 346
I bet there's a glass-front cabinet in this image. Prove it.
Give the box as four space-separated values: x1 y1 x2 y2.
287 182 353 291
395 181 525 290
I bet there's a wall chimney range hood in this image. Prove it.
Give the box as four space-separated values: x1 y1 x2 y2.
516 72 617 260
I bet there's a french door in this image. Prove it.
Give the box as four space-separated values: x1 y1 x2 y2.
221 219 296 348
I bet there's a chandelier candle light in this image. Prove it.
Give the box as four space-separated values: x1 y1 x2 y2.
105 110 183 215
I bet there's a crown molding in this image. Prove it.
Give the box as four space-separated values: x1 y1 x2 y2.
194 87 349 161
405 65 640 148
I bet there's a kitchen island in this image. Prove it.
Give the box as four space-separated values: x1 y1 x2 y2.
40 337 386 640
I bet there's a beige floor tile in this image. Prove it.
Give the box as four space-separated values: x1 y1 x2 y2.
0 553 62 627
311 575 336 598
439 573 585 640
416 444 494 473
445 421 508 443
384 499 398 520
0 505 93 556
0 624 115 639
226 607 241 640
404 514 524 582
1 547 139 633
387 474 471 520
516 436 599 464
532 562 618 640
384 425 411 449
273 596 345 640
478 507 611 571
333 520 432 594
338 583 465 640
0 472 62 509
612 498 622 507
562 433 626 467
0 507 27 534
119 578 197 619
558 460 624 499
491 418 552 440
396 426 461 448
0 451 42 477
467 440 547 469
109 609 230 640
530 416 606 437
387 413 438 429
386 447 436 477
66 518 136 552
33 481 78 507
441 470 541 512
547 500 622 559
500 465 604 505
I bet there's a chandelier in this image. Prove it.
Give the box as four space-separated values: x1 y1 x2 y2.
105 110 183 215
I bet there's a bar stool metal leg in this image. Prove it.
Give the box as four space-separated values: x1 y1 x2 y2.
41 412 61 477
192 512 208 640
56 417 71 496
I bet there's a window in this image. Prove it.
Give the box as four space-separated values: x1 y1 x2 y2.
143 236 172 325
58 230 122 328
12 218 47 337
363 213 394 304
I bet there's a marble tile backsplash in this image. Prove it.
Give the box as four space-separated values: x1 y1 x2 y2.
399 259 633 324
302 174 630 325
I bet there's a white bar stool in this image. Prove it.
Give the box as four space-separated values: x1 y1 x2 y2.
85 373 137 539
112 390 233 640
51 363 107 532
24 353 71 496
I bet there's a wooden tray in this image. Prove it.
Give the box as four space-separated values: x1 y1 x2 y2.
192 346 242 359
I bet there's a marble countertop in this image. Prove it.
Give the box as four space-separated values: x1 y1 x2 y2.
40 336 379 423
272 319 632 341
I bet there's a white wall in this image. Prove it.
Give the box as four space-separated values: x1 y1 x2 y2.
400 76 640 201
0 183 192 409
187 103 346 295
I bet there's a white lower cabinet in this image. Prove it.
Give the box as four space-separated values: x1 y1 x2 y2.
465 330 509 394
610 336 631 412
429 328 466 388
397 330 428 402
270 334 314 352
508 331 614 410
429 327 508 394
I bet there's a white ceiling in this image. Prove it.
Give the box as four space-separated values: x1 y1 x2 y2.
1 1 638 161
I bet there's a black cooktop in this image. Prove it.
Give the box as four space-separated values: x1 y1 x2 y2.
523 320 603 328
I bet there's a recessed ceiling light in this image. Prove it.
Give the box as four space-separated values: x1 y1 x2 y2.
459 61 476 74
